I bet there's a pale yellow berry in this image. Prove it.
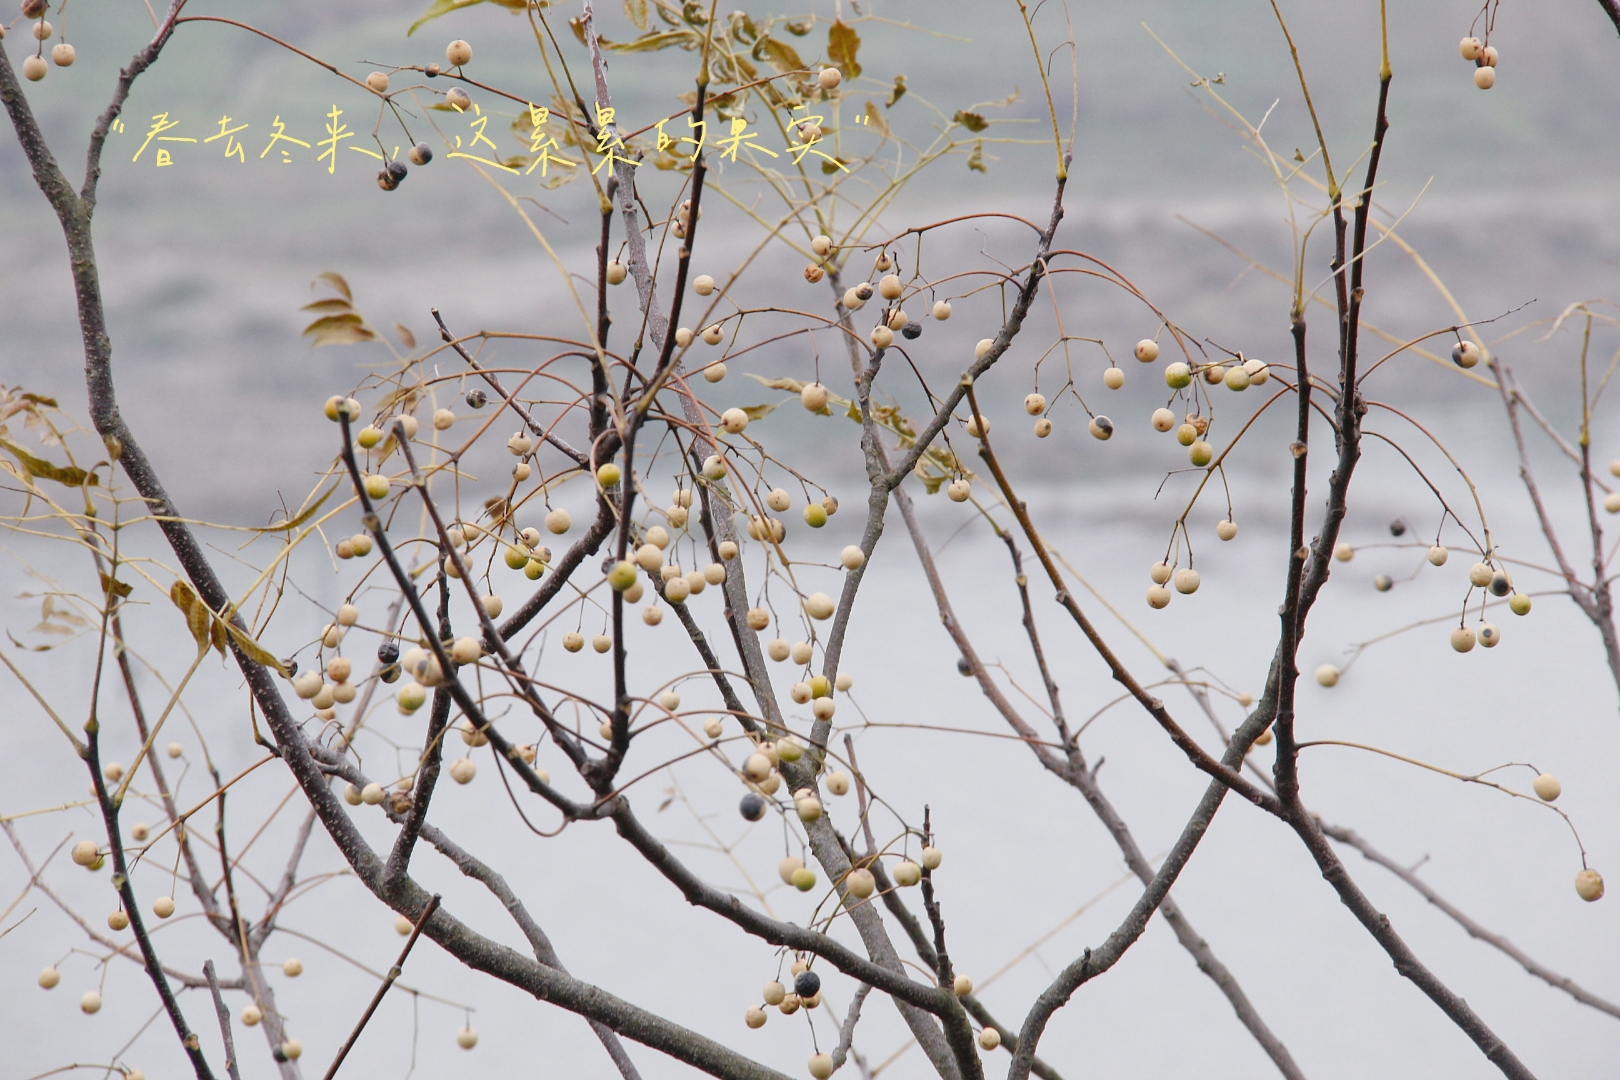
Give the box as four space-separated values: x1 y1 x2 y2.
456 1026 479 1049
1103 367 1125 390
1134 339 1160 363
1173 568 1200 594
1316 664 1340 687
953 974 973 996
1224 366 1251 391
365 70 390 93
1468 563 1493 587
799 382 830 412
1089 416 1114 441
802 593 834 621
34 19 52 40
746 1005 768 1029
763 980 787 1006
73 842 102 869
1451 626 1477 652
778 856 805 884
975 338 996 360
1023 393 1047 416
283 958 304 977
607 261 627 285
809 1054 834 1079
1460 36 1482 60
767 638 791 662
893 860 921 886
843 288 867 310
1576 869 1605 902
1148 408 1174 433
51 42 75 66
446 39 472 66
704 717 724 739
964 414 990 438
1533 773 1561 802
38 966 60 989
840 546 866 570
1188 440 1213 467
80 990 102 1014
931 300 953 321
104 761 124 782
979 1027 1001 1050
361 783 385 805
1428 545 1449 566
108 910 129 931
1510 593 1532 616
1334 542 1354 562
152 895 176 919
1478 623 1501 648
22 54 47 81
1606 493 1620 514
362 474 390 500
1244 358 1270 384
1481 45 1498 66
675 327 694 347
282 1039 304 1060
810 234 833 257
449 758 477 784
1164 362 1192 388
887 308 909 332
818 66 842 89
871 325 894 349
947 479 972 502
703 324 725 346
1474 67 1495 89
643 605 664 626
433 408 455 430
1216 520 1237 541
1034 418 1053 438
826 771 851 795
343 783 364 806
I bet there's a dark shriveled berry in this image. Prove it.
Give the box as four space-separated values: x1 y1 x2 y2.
378 639 401 665
1388 519 1406 537
466 388 487 409
794 971 821 998
408 142 433 166
956 656 972 676
387 159 408 182
739 793 766 821
901 321 922 340
1489 572 1511 597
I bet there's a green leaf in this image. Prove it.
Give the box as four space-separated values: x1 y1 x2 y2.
827 19 861 80
953 110 988 133
740 402 779 421
887 74 908 107
302 314 377 347
407 0 524 36
624 0 649 30
313 271 352 302
223 619 289 676
169 581 211 654
758 36 805 74
0 438 96 488
607 29 694 53
252 481 337 533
